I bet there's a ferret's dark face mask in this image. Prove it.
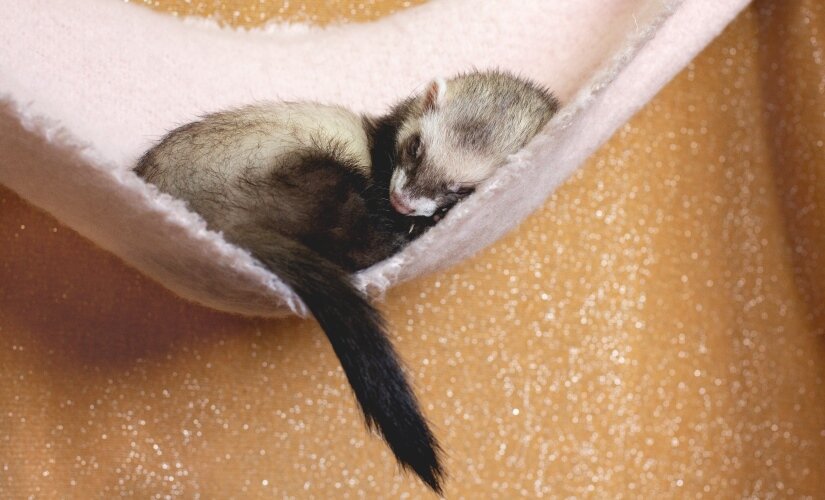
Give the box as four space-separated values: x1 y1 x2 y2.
389 144 481 243
388 136 476 217
388 82 482 217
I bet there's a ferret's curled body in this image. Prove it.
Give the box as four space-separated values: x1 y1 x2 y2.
136 70 559 492
138 103 411 271
137 101 445 490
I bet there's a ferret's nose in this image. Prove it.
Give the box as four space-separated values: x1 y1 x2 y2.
390 192 413 215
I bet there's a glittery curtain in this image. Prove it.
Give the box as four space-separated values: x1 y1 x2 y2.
1 0 823 497
122 0 427 26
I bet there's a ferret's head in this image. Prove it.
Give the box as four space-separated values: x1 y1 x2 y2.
388 70 559 217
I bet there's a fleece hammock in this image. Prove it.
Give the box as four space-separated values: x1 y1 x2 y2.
0 0 749 317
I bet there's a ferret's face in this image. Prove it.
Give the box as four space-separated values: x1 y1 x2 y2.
388 72 559 218
389 125 491 218
388 80 495 217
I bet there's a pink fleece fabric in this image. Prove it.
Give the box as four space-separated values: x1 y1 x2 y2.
0 0 750 316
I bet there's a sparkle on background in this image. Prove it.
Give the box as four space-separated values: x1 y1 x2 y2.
122 0 426 26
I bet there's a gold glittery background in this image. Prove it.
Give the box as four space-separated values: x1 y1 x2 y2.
123 0 427 26
2 0 824 497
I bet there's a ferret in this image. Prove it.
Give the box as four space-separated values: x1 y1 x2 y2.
382 71 559 218
135 70 558 493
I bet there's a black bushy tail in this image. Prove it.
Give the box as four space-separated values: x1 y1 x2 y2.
238 232 444 493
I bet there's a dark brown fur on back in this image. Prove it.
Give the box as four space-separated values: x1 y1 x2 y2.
231 145 408 271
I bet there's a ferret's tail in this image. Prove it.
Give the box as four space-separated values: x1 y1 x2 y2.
237 231 444 493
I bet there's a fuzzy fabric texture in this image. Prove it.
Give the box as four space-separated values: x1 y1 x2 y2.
0 0 750 316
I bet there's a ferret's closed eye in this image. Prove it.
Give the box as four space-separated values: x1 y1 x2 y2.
407 134 422 160
451 185 475 197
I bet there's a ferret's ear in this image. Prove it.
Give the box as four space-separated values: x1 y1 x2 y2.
422 78 447 112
